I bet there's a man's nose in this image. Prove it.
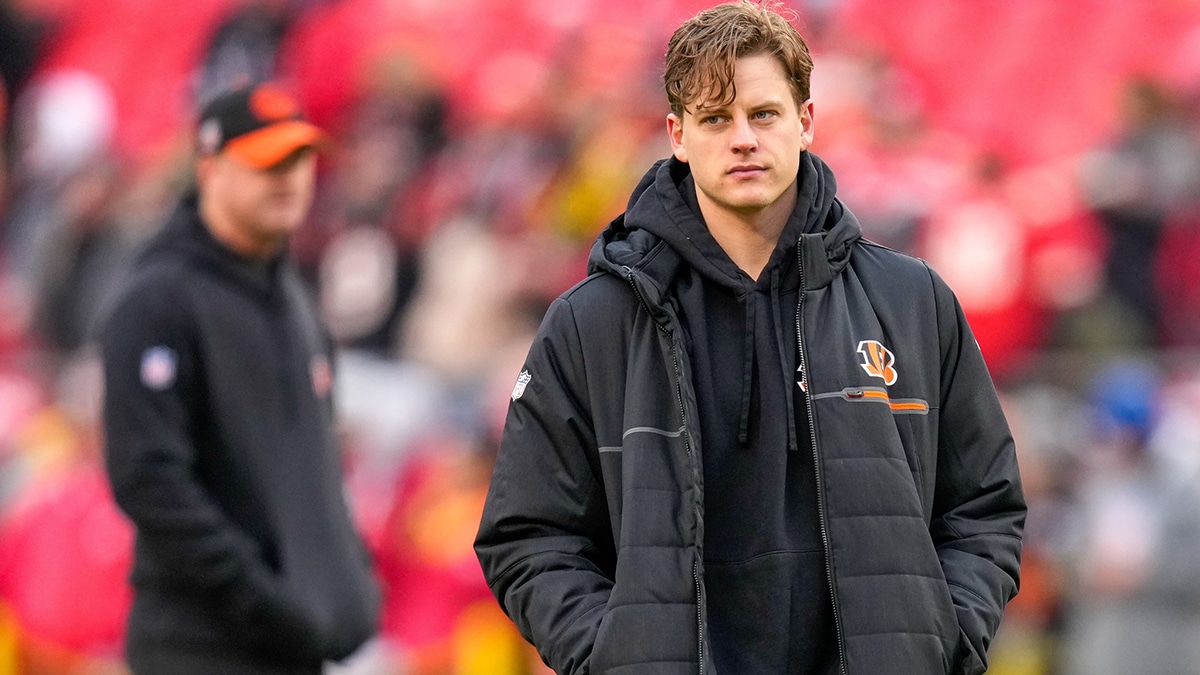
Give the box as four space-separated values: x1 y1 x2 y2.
729 116 758 153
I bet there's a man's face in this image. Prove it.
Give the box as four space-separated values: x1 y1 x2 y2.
667 53 814 220
201 147 317 251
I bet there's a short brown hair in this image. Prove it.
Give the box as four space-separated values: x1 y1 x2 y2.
664 1 813 117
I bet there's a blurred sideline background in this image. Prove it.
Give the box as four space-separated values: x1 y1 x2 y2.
1 0 1199 673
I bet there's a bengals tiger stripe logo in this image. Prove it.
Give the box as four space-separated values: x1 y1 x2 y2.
857 340 898 386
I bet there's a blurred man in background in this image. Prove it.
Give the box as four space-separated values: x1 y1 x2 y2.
100 83 379 674
475 2 1024 674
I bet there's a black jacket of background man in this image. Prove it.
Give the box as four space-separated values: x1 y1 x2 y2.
101 194 380 673
475 153 1025 675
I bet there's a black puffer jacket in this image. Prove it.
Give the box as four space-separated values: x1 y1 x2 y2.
475 153 1024 675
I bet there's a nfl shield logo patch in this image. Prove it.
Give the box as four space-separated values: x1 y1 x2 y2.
140 346 177 391
511 369 532 401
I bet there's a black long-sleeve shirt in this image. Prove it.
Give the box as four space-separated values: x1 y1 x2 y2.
101 194 378 668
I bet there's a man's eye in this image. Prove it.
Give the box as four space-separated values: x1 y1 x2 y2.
700 116 723 125
753 110 776 120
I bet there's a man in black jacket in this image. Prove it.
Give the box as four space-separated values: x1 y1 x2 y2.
474 2 1025 674
101 83 380 674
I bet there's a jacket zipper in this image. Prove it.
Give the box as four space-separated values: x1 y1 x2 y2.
623 266 705 675
269 283 301 423
796 244 849 675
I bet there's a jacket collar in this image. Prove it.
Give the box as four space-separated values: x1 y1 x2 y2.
589 151 861 294
141 192 286 300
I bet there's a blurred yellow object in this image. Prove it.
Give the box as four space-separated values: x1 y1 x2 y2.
0 602 18 675
16 407 82 478
407 481 487 567
454 600 526 675
985 626 1053 675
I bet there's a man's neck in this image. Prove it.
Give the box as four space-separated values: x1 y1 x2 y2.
199 196 281 261
698 183 798 281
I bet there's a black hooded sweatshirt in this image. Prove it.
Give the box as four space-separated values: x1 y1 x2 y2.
641 159 837 673
101 194 380 670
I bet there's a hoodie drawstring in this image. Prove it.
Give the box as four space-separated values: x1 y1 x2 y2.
770 269 800 453
738 270 799 451
737 290 755 445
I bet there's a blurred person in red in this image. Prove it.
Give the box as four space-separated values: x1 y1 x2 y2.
99 83 379 674
475 2 1025 674
1079 77 1200 343
374 429 550 675
306 55 448 358
920 153 1107 379
0 355 132 674
0 432 132 674
1152 84 1200 347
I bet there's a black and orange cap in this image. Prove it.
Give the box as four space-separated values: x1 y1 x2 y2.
196 83 329 169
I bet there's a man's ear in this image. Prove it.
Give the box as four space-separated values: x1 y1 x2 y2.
667 113 687 163
194 154 215 190
797 99 815 151
194 154 211 192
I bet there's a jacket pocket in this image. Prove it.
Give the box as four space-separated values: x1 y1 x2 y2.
588 601 698 674
933 575 965 674
895 410 938 520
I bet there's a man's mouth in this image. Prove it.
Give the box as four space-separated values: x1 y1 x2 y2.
729 164 766 177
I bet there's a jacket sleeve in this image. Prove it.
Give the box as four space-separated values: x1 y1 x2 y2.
475 297 615 675
927 269 1026 675
100 278 325 657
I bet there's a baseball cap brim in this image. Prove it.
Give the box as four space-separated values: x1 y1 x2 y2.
223 120 330 169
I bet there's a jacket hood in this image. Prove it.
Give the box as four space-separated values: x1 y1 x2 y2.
588 151 861 292
140 192 285 299
589 152 863 449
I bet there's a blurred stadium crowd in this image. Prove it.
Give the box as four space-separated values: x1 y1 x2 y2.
0 0 1199 673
